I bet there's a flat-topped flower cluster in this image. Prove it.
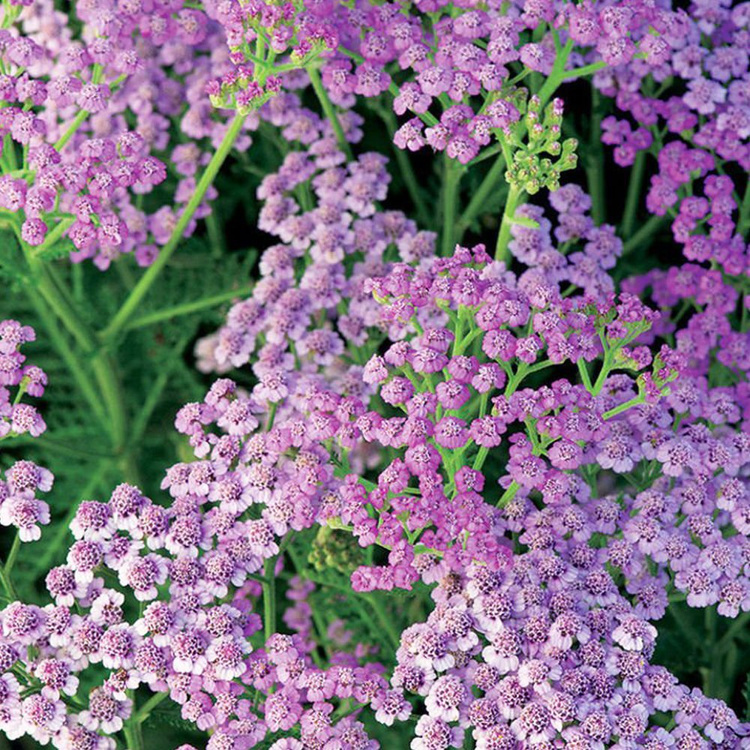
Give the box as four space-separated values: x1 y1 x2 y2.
0 0 749 748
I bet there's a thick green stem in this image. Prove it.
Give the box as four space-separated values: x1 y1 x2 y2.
54 110 89 152
135 691 169 724
456 153 507 240
368 593 400 649
22 279 108 426
441 156 463 256
263 557 277 642
472 445 489 473
124 285 255 331
537 38 574 106
592 350 614 396
308 67 353 161
563 60 606 82
602 393 645 420
622 213 668 256
622 150 646 238
0 534 20 599
122 718 144 750
103 112 248 340
495 183 523 263
92 356 128 450
577 360 593 393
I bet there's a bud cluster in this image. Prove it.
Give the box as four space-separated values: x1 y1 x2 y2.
207 0 337 114
504 96 578 194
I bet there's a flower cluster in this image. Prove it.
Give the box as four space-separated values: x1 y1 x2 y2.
0 0 259 268
0 0 749 747
508 183 624 298
391 544 746 749
302 0 685 164
0 373 394 747
595 0 750 274
205 0 336 113
195 130 436 412
303 244 679 591
0 320 52 543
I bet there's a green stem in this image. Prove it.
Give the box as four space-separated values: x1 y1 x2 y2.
0 534 20 599
263 557 277 642
103 112 248 340
466 142 502 167
54 110 89 151
92 355 127 447
24 250 133 470
495 183 523 263
563 60 607 82
31 217 75 259
53 74 127 152
35 265 98 352
124 285 255 331
537 38 574 106
472 445 489 473
285 545 333 662
128 337 191 448
36 265 133 470
622 213 667 256
456 153 507 240
703 607 719 698
1 135 18 173
441 156 463 256
22 279 108 425
122 718 144 750
265 402 278 431
205 211 226 259
497 480 520 508
577 360 593 393
716 611 750 651
622 150 646 238
115 260 136 291
135 691 169 724
592 349 614 396
9 436 112 460
308 67 353 160
602 393 645 420
367 593 400 649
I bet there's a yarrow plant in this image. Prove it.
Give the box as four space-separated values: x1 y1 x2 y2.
0 0 749 748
